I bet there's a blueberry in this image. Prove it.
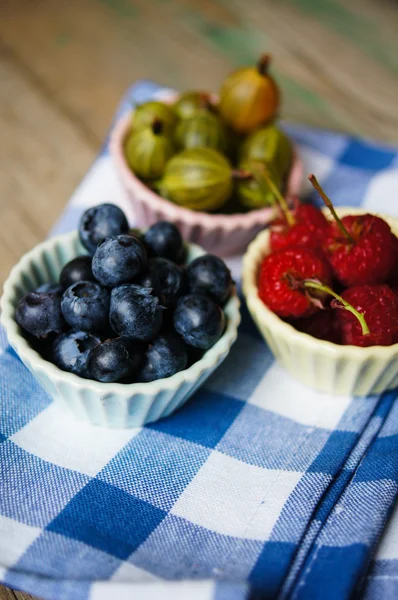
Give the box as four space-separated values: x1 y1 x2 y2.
136 331 187 382
16 291 65 338
139 258 185 307
53 331 100 377
35 283 63 295
186 254 232 305
79 203 129 254
110 284 163 341
143 221 185 263
87 337 142 383
61 281 110 332
173 294 225 350
60 256 94 289
92 235 147 287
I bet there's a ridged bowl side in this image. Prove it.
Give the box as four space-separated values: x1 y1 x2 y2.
109 95 303 256
1 232 241 427
242 208 398 396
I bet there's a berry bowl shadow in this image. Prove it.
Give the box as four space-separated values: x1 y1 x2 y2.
242 207 398 396
109 92 303 257
1 232 241 427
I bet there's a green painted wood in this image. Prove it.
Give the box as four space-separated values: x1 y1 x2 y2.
283 0 398 73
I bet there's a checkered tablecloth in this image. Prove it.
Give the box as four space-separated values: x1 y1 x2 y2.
1 81 398 600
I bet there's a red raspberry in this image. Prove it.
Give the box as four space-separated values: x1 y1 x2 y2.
292 310 341 344
334 285 398 347
258 248 332 318
270 204 329 253
324 214 394 286
388 233 398 291
309 175 394 286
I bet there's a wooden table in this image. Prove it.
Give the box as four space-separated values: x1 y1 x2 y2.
1 0 398 598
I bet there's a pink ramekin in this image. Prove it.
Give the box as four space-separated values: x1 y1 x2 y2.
109 99 303 256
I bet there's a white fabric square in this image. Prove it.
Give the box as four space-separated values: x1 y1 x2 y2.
249 363 351 430
372 502 398 560
90 580 214 600
171 450 301 540
0 515 41 567
364 168 398 216
112 561 162 583
11 403 138 477
300 148 334 195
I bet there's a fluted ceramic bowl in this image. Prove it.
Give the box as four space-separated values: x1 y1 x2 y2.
242 207 398 396
1 231 240 427
110 93 303 256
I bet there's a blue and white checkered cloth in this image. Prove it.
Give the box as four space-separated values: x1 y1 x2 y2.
1 81 398 600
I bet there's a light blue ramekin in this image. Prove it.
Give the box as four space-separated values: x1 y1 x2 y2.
1 231 240 427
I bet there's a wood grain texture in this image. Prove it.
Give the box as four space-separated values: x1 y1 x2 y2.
0 1 398 598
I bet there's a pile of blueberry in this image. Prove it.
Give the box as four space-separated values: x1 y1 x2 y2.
15 204 233 383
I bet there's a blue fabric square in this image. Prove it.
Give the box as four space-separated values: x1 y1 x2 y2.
309 163 373 208
249 541 297 598
214 582 250 600
218 404 330 472
0 441 89 527
205 333 274 402
15 531 121 580
270 473 331 544
339 139 396 170
308 430 358 474
4 570 90 600
149 389 244 448
132 513 261 580
239 300 265 342
98 429 211 511
284 124 349 159
293 544 368 600
370 558 398 577
47 479 166 560
0 347 51 437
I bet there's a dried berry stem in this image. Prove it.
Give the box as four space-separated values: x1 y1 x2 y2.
308 174 355 243
231 169 252 181
257 54 271 75
152 118 163 135
303 280 370 336
261 167 295 226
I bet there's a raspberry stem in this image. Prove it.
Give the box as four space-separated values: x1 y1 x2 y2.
303 280 370 336
261 167 295 226
308 174 355 244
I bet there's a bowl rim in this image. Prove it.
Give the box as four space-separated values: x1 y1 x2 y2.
1 230 241 395
109 94 303 231
242 206 398 358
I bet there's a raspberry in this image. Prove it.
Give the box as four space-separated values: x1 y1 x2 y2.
260 170 329 253
324 214 394 286
270 204 329 253
388 233 398 290
292 310 341 344
309 175 394 286
333 285 398 347
258 248 332 318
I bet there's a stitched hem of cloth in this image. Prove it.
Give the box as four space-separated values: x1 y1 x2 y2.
282 390 398 600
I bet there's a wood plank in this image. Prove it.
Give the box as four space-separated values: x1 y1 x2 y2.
0 51 95 285
13 592 36 600
0 585 17 600
1 0 398 143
